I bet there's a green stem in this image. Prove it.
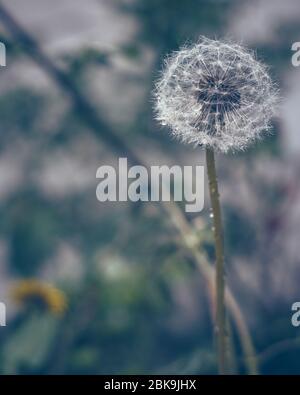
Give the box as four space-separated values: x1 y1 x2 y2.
206 147 227 374
162 199 258 374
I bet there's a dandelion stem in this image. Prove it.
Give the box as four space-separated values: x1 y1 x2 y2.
206 147 228 374
163 198 258 374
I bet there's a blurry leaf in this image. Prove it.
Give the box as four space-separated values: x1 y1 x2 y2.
118 0 236 48
70 347 100 371
0 89 45 138
2 313 58 374
64 48 111 78
157 348 216 374
120 44 141 60
7 193 59 275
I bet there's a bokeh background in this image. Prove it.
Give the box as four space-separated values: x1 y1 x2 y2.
0 0 299 375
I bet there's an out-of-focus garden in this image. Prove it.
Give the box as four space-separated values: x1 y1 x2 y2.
0 0 300 374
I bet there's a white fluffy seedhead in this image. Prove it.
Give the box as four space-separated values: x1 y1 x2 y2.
154 37 279 153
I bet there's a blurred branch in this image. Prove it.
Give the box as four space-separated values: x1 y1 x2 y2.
0 3 141 167
0 2 257 374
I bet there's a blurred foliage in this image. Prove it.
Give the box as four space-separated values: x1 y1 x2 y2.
0 0 298 375
118 0 235 48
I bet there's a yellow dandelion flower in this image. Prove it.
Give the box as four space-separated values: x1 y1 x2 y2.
11 279 67 315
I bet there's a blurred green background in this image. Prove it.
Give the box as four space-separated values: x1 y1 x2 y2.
0 0 299 375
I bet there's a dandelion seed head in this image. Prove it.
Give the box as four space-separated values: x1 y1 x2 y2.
154 37 279 153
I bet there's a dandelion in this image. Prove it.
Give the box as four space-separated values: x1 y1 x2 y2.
154 37 278 374
11 279 67 315
154 37 278 153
